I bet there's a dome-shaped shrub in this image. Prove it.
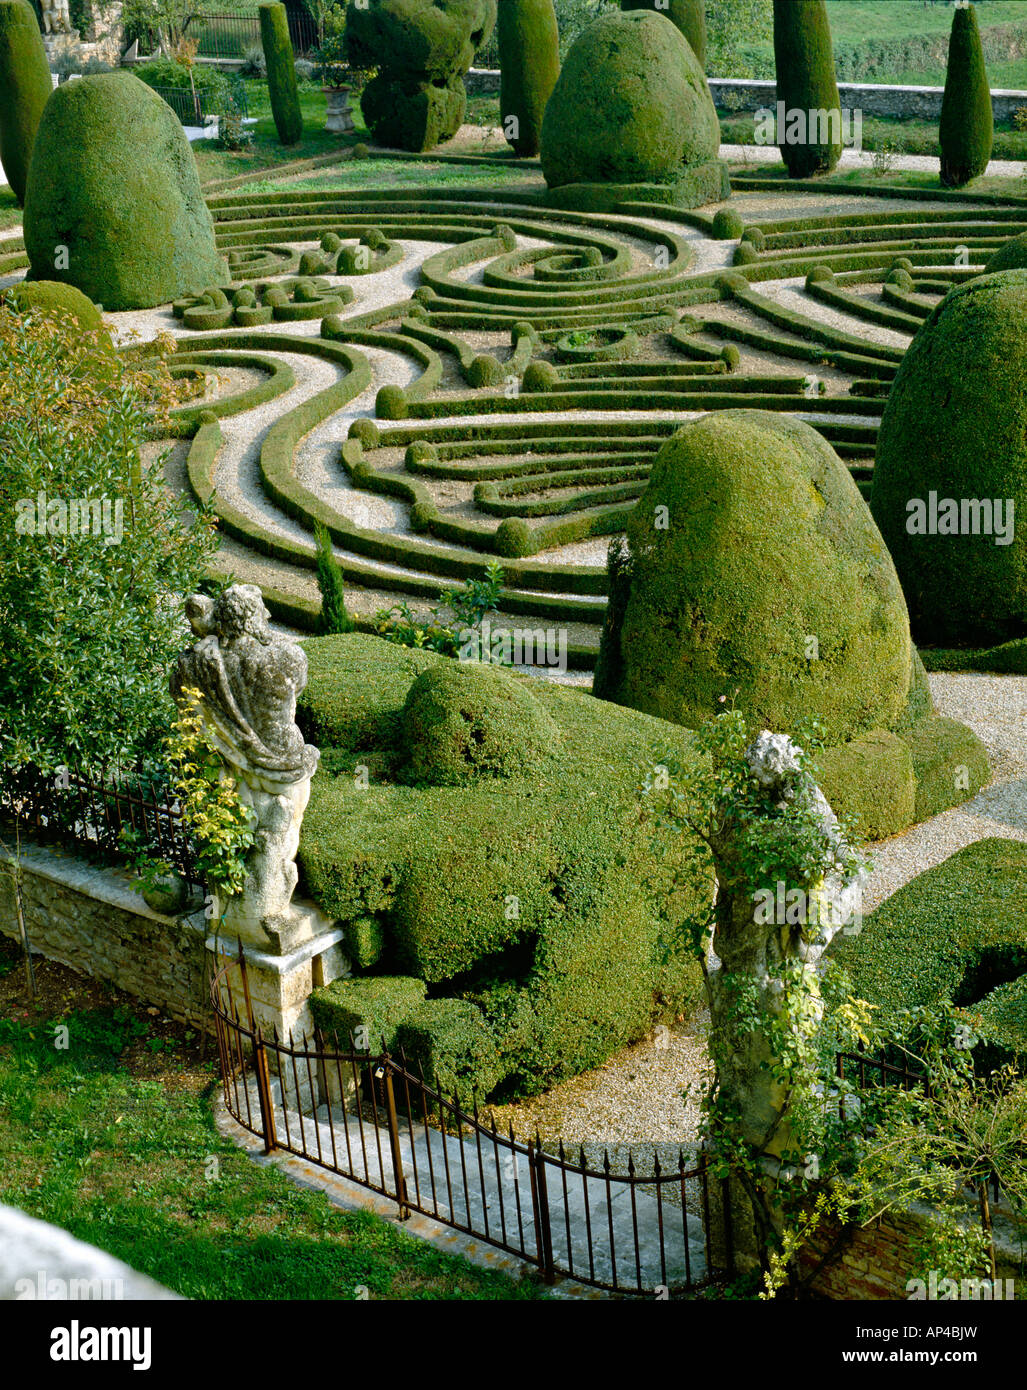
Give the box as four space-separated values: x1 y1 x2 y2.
540 9 720 191
621 0 705 67
401 662 561 786
870 270 1027 647
23 72 226 311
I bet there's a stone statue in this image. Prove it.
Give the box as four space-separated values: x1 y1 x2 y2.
41 0 75 36
172 584 320 953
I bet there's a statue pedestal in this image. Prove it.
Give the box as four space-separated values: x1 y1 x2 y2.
43 31 82 64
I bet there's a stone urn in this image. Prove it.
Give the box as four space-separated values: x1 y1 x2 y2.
324 85 355 135
141 870 190 917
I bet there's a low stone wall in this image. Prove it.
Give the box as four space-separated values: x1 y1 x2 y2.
464 69 1027 124
0 841 211 1029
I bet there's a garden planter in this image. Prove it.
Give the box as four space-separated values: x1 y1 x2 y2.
323 85 354 135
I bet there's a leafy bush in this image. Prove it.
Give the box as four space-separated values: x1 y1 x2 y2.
0 304 217 775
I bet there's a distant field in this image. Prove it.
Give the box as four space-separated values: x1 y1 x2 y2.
737 0 1027 90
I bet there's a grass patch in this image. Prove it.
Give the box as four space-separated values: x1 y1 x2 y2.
729 160 1027 202
0 185 22 232
0 936 540 1301
235 160 541 197
721 113 1027 164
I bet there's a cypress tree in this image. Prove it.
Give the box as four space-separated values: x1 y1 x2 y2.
621 0 706 69
939 2 993 188
0 0 53 206
259 1 302 146
498 0 560 157
772 0 842 179
315 523 354 635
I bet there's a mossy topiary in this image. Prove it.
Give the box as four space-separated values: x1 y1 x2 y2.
23 72 226 312
348 0 497 152
621 0 705 68
712 207 743 240
540 10 721 192
593 410 988 837
396 998 502 1104
349 417 380 448
259 2 303 146
310 974 427 1051
595 410 912 745
6 279 105 332
376 384 409 419
984 228 1027 274
297 632 706 1097
522 360 558 392
498 0 560 158
0 0 52 207
494 517 533 557
939 1 993 188
870 270 1027 648
772 0 842 178
400 661 561 787
830 838 1027 1068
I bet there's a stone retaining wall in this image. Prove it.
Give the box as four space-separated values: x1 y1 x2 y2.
0 841 211 1029
464 69 1027 124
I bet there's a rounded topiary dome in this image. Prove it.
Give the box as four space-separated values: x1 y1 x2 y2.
23 72 226 312
401 662 561 787
984 230 1027 274
6 279 105 332
540 9 719 190
346 0 497 78
594 410 913 744
870 270 1027 647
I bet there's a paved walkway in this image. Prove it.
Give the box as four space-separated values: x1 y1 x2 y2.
216 1077 709 1299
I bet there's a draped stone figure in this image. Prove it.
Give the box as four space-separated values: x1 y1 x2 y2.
172 585 320 953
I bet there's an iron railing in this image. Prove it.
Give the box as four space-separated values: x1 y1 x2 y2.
148 80 249 126
183 9 318 60
211 951 731 1295
0 763 202 889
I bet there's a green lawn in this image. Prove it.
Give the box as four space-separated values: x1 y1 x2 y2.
0 185 21 231
0 940 540 1301
825 0 1027 46
721 112 1027 163
728 159 1027 202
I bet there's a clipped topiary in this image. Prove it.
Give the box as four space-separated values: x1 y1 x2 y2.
6 279 104 332
0 0 52 206
870 270 1027 648
540 9 723 203
621 0 705 68
259 2 303 146
711 206 743 240
347 0 498 152
400 661 561 787
772 0 842 178
939 1 992 188
23 72 226 312
594 410 988 838
498 0 559 158
985 229 1027 273
314 521 354 635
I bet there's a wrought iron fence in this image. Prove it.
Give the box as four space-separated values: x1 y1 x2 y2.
183 9 318 60
212 953 731 1295
0 763 202 889
149 80 249 126
835 1048 930 1095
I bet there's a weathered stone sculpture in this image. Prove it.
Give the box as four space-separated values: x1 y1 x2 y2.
40 0 74 36
172 584 319 953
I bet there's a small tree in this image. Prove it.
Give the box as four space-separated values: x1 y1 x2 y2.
772 0 842 178
0 0 54 207
0 302 217 778
314 521 354 634
499 0 560 157
939 1 993 188
259 0 303 146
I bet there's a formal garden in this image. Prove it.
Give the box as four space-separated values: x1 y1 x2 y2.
1 0 1026 1315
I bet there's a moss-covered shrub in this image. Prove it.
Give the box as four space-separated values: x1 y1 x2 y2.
400 661 561 787
540 10 721 192
772 0 842 178
870 271 1027 648
396 998 502 1103
259 2 302 146
6 279 104 332
712 207 743 240
310 974 427 1051
939 2 993 188
622 0 705 68
498 0 559 158
593 410 988 838
984 229 1027 274
348 0 497 152
23 72 226 312
830 838 1027 1067
296 633 706 1097
0 0 52 206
